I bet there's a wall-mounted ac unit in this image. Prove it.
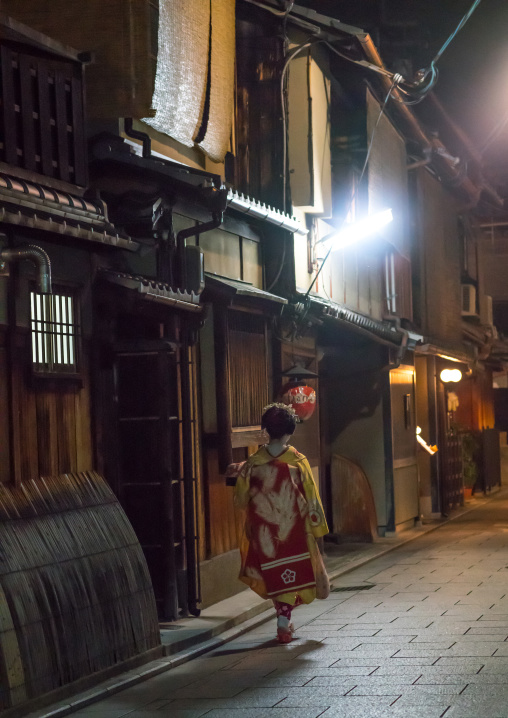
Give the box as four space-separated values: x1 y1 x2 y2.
483 294 493 326
461 284 477 316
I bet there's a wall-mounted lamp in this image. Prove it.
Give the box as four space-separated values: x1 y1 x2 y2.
440 368 462 383
315 208 393 260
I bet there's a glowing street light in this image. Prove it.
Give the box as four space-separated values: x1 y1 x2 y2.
316 208 393 258
440 368 462 383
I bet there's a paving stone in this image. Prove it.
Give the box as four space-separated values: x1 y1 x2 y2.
57 491 508 718
254 674 333 687
403 639 456 654
467 658 508 673
388 617 435 627
301 637 362 648
336 656 439 666
202 710 326 718
443 642 502 656
165 689 290 709
305 675 415 687
415 633 501 642
335 628 381 636
268 666 376 678
70 710 143 718
443 692 508 716
380 705 452 717
384 698 452 716
415 672 507 684
172 680 259 699
277 694 395 710
350 646 408 657
348 683 464 697
370 665 428 676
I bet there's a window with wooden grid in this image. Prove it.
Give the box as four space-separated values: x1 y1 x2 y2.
228 311 270 428
0 44 87 186
30 290 80 375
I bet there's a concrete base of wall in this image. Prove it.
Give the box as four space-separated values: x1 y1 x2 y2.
385 517 416 537
420 495 433 519
500 446 508 484
199 550 246 609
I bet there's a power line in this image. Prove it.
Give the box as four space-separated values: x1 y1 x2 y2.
397 0 482 105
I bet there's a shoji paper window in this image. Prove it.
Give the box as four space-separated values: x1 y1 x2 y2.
30 291 80 375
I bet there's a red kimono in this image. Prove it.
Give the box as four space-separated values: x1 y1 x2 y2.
234 446 328 605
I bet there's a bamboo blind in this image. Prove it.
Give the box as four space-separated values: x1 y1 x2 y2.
145 0 235 161
228 312 269 427
198 0 236 162
145 0 210 147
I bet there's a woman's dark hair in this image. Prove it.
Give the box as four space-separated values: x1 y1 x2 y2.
261 403 297 439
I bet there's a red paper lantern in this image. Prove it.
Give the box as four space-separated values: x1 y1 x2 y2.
280 384 317 421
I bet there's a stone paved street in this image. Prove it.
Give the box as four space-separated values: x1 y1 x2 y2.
71 490 508 718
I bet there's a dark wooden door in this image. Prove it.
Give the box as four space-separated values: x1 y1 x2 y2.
112 340 182 621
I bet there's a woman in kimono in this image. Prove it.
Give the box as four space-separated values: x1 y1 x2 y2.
233 403 329 643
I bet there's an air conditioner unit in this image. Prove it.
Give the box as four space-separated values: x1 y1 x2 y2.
483 294 493 326
461 284 477 316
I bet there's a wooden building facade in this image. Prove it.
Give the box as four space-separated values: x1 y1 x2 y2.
0 1 505 710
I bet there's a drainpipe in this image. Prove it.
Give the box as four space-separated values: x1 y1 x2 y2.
124 118 152 158
0 244 52 293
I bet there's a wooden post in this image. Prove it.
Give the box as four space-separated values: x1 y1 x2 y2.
214 304 233 473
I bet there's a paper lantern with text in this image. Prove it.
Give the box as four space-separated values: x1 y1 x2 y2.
280 384 316 421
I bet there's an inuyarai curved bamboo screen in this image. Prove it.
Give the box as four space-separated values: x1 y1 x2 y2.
145 0 236 163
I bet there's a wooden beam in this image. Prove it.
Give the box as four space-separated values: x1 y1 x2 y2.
213 304 233 473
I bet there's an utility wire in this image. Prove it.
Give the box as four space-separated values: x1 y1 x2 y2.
268 38 318 292
398 0 482 104
324 42 396 80
432 0 482 66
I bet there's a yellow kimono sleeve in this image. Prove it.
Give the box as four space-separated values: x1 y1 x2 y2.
298 456 329 538
233 461 252 509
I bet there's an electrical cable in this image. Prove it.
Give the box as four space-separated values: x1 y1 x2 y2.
324 41 397 81
301 76 398 304
268 37 319 292
432 0 482 67
397 0 482 104
263 0 294 16
281 40 316 214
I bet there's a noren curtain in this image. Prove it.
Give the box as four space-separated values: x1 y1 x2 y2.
145 0 235 163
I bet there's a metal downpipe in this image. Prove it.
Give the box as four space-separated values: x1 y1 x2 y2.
0 244 52 293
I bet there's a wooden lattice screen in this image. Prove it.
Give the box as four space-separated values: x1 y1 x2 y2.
0 44 87 186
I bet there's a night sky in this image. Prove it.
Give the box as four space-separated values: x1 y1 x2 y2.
297 0 508 173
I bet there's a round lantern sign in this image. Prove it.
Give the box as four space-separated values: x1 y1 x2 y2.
280 384 317 421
